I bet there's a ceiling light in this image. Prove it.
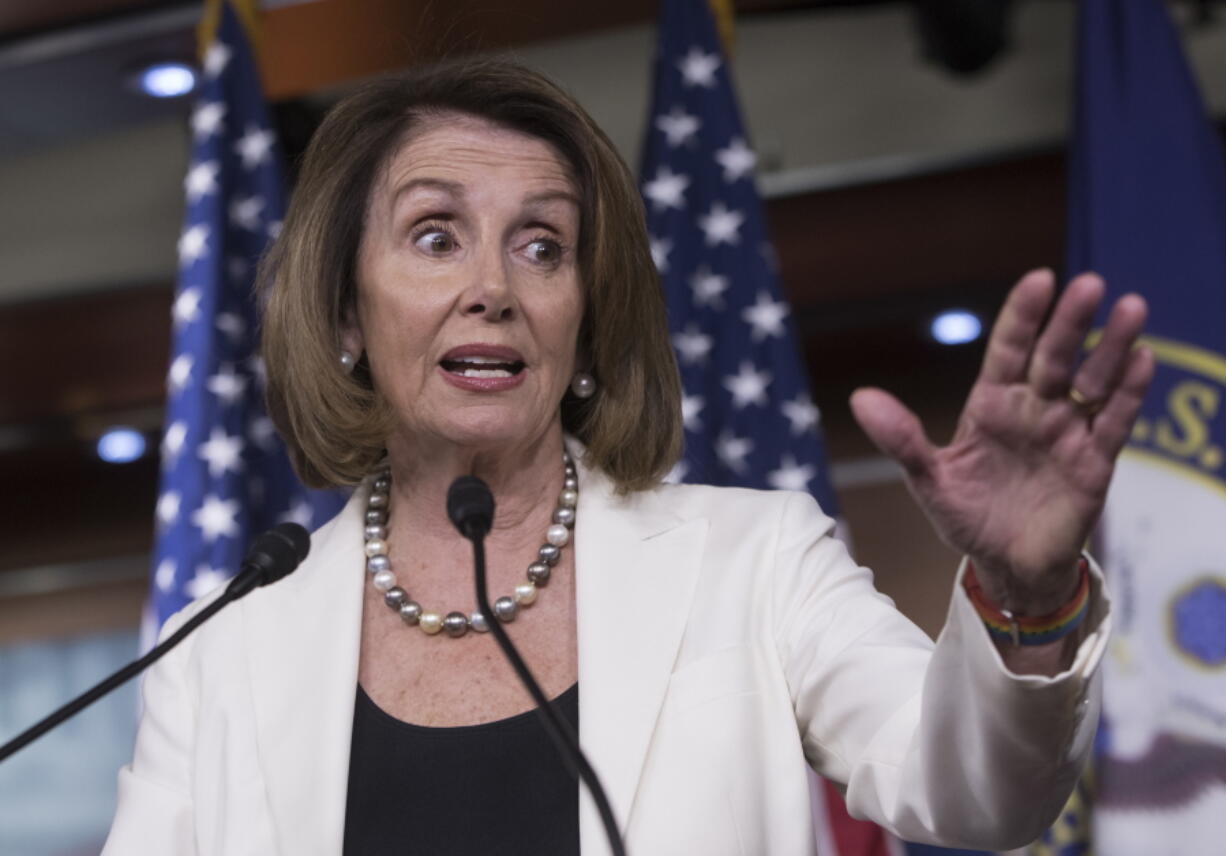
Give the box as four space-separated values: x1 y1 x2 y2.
97 427 147 464
137 62 198 99
930 309 983 345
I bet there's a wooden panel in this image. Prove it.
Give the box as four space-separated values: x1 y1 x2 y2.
256 0 891 99
0 0 840 48
0 286 171 426
259 0 659 99
768 151 1068 308
839 478 963 640
0 444 159 573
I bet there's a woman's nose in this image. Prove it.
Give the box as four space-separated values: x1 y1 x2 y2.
463 294 514 321
462 253 515 321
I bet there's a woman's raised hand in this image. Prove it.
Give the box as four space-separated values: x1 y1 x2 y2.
850 269 1153 613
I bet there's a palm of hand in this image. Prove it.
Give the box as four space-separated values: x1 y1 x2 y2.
924 380 1111 585
851 270 1153 609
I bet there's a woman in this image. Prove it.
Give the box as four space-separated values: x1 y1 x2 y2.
104 60 1151 855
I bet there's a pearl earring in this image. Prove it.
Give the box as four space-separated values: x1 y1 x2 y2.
570 372 596 399
339 350 357 373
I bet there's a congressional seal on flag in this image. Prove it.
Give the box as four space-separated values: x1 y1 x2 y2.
1093 335 1226 852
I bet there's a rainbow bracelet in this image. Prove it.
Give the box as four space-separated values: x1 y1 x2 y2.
962 558 1091 647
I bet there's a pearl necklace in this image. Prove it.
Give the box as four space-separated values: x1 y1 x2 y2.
362 453 578 638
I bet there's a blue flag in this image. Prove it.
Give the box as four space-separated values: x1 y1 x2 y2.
1068 1 1226 853
149 2 343 631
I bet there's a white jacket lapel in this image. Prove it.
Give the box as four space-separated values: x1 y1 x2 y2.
574 467 708 854
242 487 367 856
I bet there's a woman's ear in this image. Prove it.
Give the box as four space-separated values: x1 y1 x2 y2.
339 305 364 360
573 328 592 375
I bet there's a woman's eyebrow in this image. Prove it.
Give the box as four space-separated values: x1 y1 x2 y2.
523 189 580 208
387 181 578 218
390 177 464 210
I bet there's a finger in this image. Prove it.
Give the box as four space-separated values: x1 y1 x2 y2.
1092 346 1155 458
1027 272 1106 398
979 268 1057 385
1071 293 1148 403
850 387 937 481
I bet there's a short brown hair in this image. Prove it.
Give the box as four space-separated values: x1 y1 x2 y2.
260 58 682 492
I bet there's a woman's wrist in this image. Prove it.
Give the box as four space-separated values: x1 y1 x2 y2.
967 552 1084 616
963 556 1091 647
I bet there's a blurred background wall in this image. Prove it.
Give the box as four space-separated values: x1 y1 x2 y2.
0 0 1223 852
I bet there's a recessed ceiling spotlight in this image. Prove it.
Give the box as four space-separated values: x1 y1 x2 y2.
97 427 147 464
136 61 198 99
930 309 983 346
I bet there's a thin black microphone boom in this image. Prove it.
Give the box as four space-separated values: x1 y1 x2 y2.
447 477 629 856
0 523 311 765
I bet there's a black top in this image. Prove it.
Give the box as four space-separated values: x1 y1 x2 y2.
342 682 581 855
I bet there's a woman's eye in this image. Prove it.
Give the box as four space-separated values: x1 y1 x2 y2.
526 239 563 265
415 230 456 254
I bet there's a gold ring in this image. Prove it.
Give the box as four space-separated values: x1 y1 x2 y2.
1069 387 1105 416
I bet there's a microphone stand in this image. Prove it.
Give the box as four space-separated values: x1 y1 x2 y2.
453 479 628 856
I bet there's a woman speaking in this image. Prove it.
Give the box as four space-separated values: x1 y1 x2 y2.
104 59 1151 855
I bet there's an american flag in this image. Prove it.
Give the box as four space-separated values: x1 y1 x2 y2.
149 1 342 631
640 0 837 512
640 3 990 856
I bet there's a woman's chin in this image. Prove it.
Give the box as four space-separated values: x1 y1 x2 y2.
426 413 559 454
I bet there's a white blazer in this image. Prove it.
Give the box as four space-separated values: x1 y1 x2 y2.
103 461 1108 855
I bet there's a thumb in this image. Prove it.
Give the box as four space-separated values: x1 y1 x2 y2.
849 387 936 481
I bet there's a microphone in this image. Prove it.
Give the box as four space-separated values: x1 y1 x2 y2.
0 523 311 764
225 522 311 598
446 475 494 539
447 477 627 856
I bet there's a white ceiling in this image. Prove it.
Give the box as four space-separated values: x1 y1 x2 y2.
1 0 1224 305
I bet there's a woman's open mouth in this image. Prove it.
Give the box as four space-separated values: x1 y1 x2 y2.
439 355 525 379
438 345 528 391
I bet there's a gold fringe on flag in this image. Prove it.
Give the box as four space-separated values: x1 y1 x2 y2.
197 0 265 59
707 0 736 60
1025 765 1094 856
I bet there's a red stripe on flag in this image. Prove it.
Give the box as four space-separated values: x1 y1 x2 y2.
822 778 894 856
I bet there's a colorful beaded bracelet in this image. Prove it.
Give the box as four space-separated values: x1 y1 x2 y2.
962 557 1091 647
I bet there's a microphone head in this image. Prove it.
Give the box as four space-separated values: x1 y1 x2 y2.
243 522 311 587
447 476 495 539
271 521 311 563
